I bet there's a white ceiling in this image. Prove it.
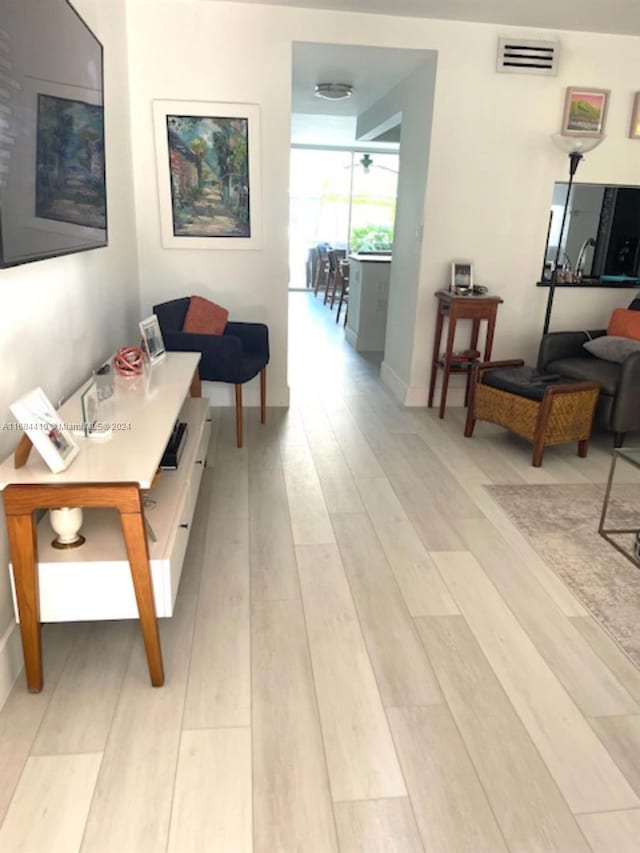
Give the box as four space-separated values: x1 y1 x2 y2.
292 43 432 116
206 0 640 38
291 43 431 145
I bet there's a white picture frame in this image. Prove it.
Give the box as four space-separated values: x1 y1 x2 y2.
139 315 166 364
152 99 262 250
451 261 474 290
9 387 79 474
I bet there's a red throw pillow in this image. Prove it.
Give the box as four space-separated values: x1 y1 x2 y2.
182 295 229 335
607 308 640 341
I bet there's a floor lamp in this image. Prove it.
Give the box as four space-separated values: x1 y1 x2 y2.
543 134 604 335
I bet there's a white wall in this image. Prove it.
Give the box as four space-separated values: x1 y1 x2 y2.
407 25 640 404
0 0 140 703
356 58 438 398
126 0 293 406
126 1 640 410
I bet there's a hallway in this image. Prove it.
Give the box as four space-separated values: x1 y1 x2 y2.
0 291 639 851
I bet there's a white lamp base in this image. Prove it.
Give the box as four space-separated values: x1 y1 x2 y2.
49 507 85 550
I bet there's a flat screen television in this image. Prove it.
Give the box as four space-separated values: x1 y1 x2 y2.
0 0 107 268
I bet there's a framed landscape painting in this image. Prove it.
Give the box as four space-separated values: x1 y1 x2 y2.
153 100 261 249
561 87 609 137
35 93 106 229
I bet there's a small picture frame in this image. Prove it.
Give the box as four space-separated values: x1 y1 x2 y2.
630 92 640 139
9 387 79 474
139 315 166 364
561 87 609 137
81 380 99 437
451 261 474 291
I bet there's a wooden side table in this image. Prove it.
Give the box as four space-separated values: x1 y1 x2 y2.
428 290 503 418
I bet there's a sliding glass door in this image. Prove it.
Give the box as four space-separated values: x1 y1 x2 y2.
289 148 399 289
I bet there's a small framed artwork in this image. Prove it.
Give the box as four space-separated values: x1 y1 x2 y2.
81 381 99 437
152 99 262 250
629 93 640 139
451 261 474 291
9 387 79 474
561 87 609 137
139 315 166 364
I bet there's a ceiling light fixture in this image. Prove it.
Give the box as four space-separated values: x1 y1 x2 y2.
314 83 353 101
360 153 373 173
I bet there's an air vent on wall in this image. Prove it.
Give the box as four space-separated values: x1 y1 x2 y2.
497 38 559 76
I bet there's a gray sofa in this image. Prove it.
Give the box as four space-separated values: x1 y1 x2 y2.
537 298 640 446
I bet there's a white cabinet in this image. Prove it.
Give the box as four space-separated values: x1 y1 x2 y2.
345 254 392 352
9 397 211 622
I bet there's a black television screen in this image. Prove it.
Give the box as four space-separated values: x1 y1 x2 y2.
0 0 107 268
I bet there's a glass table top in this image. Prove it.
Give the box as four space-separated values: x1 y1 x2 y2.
614 447 640 468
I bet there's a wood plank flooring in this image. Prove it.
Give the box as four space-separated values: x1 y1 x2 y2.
1 290 639 851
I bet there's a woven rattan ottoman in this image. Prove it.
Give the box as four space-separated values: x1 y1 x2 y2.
464 359 601 467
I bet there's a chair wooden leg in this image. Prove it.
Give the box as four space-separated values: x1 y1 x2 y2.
260 368 266 425
235 384 243 448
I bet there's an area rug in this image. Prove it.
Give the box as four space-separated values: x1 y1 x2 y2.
487 484 640 667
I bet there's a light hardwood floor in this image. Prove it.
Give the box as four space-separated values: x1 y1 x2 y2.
1 290 639 851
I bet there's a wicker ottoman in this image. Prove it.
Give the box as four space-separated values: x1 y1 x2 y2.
464 360 601 467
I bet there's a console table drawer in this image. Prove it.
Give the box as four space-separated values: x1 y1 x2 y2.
167 482 190 612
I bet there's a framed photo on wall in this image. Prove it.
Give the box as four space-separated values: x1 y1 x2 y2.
561 87 609 137
9 387 79 474
451 261 474 291
152 99 262 250
630 92 640 139
139 315 166 364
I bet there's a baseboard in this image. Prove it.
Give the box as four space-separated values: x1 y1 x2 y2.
380 361 409 404
344 326 358 349
381 362 467 408
201 381 290 407
0 620 22 711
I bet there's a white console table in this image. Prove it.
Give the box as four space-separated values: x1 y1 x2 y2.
0 352 209 692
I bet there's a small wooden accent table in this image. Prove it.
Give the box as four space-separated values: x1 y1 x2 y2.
0 353 201 693
428 290 503 418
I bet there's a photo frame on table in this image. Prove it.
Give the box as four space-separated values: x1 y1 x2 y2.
152 99 262 250
9 387 79 474
451 261 474 291
630 92 640 139
81 380 99 437
139 315 166 364
561 87 609 137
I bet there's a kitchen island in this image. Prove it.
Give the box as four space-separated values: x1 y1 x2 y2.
345 253 392 353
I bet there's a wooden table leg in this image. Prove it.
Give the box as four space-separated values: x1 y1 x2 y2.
120 491 164 687
190 370 201 398
439 311 458 419
483 307 498 360
6 511 42 692
260 368 266 425
464 319 482 406
428 307 444 408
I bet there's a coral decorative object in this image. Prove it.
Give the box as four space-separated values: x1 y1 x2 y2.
113 346 144 376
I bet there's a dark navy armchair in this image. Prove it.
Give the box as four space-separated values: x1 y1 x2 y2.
153 297 269 448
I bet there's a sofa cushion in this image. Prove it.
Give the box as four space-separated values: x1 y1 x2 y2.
583 335 640 364
183 295 229 335
607 308 640 340
546 357 619 396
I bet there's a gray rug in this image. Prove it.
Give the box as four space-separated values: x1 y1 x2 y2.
487 484 640 667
